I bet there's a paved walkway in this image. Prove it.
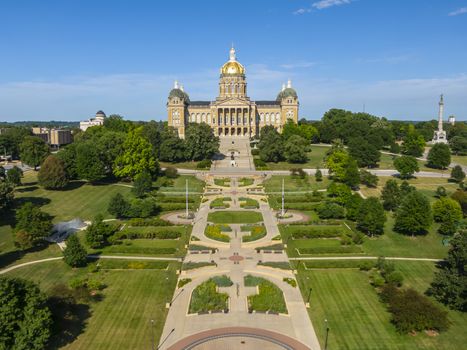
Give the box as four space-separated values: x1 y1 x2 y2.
159 144 321 350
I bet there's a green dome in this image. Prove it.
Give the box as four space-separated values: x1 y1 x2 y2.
276 87 297 101
169 88 190 102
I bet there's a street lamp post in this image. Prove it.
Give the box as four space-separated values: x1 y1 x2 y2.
324 318 330 350
308 287 312 305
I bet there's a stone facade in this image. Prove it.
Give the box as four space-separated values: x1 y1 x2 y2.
167 47 299 138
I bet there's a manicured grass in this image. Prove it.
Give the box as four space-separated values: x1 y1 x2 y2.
296 263 467 349
210 197 231 209
94 259 170 270
261 145 328 170
241 225 266 242
204 225 230 242
239 197 259 208
159 160 201 170
213 178 230 187
264 175 329 193
238 177 254 187
362 216 448 259
378 153 444 173
189 279 229 314
15 171 133 222
360 176 457 200
451 155 467 166
207 211 263 224
244 275 288 314
158 175 205 193
5 259 179 350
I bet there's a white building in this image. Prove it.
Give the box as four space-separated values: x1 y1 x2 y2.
79 110 106 131
431 95 448 144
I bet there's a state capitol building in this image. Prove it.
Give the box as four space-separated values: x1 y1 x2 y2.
167 47 299 138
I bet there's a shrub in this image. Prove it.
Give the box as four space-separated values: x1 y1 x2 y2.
196 159 212 169
242 225 266 242
359 260 375 271
382 287 449 333
316 201 345 219
211 275 233 287
254 158 267 168
63 234 87 267
178 278 192 288
283 277 297 287
128 217 173 226
114 229 181 240
189 280 229 314
385 271 404 286
165 166 178 178
251 148 260 156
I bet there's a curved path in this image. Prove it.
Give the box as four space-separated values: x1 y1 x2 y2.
0 255 181 275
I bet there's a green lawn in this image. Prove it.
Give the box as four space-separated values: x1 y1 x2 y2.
159 160 202 170
296 263 467 350
264 175 330 193
213 178 231 187
207 211 263 224
158 175 205 193
451 155 467 167
15 172 133 222
378 153 445 173
5 259 179 350
360 176 457 200
261 145 328 170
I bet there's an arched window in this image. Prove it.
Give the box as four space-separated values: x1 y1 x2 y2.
201 113 206 123
260 113 264 123
207 113 211 124
190 113 195 122
276 113 280 124
266 113 270 123
196 113 201 123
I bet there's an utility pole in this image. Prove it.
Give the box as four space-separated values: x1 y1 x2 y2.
281 178 285 217
185 179 189 218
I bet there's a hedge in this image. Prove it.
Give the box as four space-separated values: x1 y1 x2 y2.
104 245 176 255
128 218 173 227
298 245 363 254
114 229 181 240
304 260 376 269
287 226 344 239
96 260 169 270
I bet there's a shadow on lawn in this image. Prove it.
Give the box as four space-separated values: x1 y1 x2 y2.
0 242 56 269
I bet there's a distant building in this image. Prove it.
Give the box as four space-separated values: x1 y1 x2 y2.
431 94 448 144
32 127 72 147
79 110 106 131
167 46 299 139
448 115 456 126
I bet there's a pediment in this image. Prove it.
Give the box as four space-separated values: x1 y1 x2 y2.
214 97 251 107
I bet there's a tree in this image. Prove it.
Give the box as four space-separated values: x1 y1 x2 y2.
451 190 467 217
381 179 400 211
357 197 386 236
132 171 152 198
451 165 466 184
432 197 463 235
427 143 451 169
85 214 116 248
159 128 187 162
327 182 352 205
76 142 106 182
345 193 363 221
103 114 131 133
258 126 284 162
282 119 318 142
401 126 425 157
343 158 360 188
114 127 159 179
165 166 178 178
394 191 432 235
436 186 447 198
15 203 52 248
0 181 14 213
360 169 379 187
95 130 126 173
19 136 50 170
6 166 23 186
38 155 68 189
108 192 131 218
326 148 348 179
428 233 467 312
63 234 88 267
184 123 219 161
348 137 381 168
394 155 419 179
284 135 308 163
56 143 78 180
449 136 467 155
316 201 345 219
0 277 52 350
315 169 323 182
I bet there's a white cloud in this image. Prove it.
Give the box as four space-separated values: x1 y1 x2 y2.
294 0 353 15
449 7 467 16
312 0 352 10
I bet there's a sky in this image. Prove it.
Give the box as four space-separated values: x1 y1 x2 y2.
0 0 466 122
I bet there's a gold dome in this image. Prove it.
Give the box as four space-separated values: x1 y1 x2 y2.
221 61 245 75
220 46 245 75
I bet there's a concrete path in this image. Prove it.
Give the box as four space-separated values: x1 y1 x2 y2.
159 147 321 350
